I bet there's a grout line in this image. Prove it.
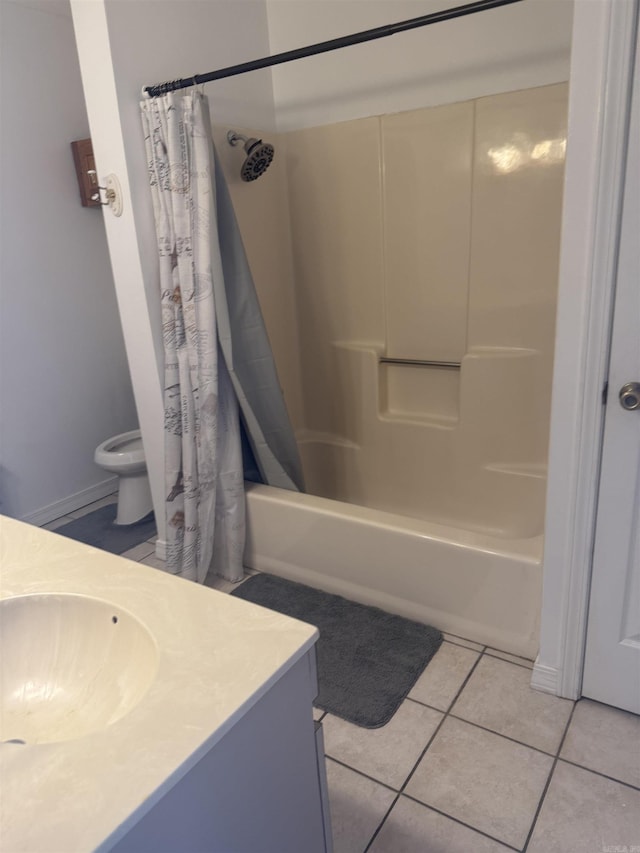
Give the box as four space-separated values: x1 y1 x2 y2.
484 646 535 663
482 651 535 671
401 650 484 790
521 701 577 852
407 694 568 760
41 514 76 529
364 649 486 851
401 794 522 852
445 713 560 759
66 496 118 519
463 98 476 354
556 757 640 793
443 637 487 653
443 630 486 649
378 114 389 354
405 696 448 714
362 797 401 852
326 756 398 794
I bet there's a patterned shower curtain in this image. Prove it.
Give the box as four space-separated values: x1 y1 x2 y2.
140 91 245 584
141 90 304 584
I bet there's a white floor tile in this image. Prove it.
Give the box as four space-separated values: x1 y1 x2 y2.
322 700 443 789
140 554 172 573
325 759 396 853
452 655 573 753
527 760 640 853
369 796 513 853
120 541 156 562
408 642 480 711
405 716 553 849
561 698 640 788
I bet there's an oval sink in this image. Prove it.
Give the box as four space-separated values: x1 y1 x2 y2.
0 594 158 744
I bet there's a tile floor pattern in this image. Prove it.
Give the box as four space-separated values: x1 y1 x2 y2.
42 497 640 853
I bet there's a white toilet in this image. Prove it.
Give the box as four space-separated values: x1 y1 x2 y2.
94 430 153 525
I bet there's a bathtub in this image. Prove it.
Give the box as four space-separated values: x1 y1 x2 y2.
244 483 542 659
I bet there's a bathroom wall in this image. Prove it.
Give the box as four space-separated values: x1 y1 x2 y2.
68 0 572 544
266 0 574 130
0 0 138 523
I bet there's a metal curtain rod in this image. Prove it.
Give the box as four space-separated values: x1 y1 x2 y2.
144 0 523 97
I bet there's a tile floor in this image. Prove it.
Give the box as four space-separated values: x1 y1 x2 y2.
42 496 640 853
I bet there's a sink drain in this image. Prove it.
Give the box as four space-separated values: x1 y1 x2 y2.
2 738 27 745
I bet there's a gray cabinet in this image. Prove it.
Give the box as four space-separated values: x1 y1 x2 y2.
110 648 332 853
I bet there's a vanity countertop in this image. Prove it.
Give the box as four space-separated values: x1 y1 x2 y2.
0 515 318 853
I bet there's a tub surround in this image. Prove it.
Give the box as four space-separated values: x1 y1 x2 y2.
283 84 566 532
223 84 567 538
219 85 566 663
0 517 326 853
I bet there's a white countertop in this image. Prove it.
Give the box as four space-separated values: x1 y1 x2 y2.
0 516 318 853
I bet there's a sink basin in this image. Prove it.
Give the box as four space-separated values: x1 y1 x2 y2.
0 593 158 744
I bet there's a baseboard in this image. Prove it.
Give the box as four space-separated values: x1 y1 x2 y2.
21 478 118 527
155 538 167 561
531 659 560 695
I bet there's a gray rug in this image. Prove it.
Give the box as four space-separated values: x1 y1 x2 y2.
231 573 442 728
53 505 156 555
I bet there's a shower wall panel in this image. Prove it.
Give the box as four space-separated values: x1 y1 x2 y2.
468 85 568 352
217 84 568 537
284 119 386 439
466 84 568 468
382 101 474 364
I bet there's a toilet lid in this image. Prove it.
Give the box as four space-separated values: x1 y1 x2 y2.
95 430 145 470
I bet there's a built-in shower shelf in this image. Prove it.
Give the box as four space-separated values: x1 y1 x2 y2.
379 356 461 426
379 410 458 428
379 357 461 370
295 429 359 450
485 462 547 479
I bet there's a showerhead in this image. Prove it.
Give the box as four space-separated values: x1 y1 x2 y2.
227 131 275 182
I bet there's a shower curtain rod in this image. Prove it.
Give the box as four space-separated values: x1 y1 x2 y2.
144 0 523 97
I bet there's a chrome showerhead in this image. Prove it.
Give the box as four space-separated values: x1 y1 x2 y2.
227 130 275 182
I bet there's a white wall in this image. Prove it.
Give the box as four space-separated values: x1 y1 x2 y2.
267 0 574 130
0 0 138 523
71 0 275 550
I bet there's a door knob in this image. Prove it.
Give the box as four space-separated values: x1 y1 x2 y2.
619 382 640 410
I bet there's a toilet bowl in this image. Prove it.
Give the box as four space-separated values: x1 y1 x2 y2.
94 430 153 525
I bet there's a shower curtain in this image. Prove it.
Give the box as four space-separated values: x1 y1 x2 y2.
140 91 303 583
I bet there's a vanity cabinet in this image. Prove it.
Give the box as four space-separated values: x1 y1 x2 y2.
1 518 329 853
109 648 332 853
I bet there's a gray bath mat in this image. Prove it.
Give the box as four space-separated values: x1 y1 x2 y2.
53 505 156 555
231 573 442 728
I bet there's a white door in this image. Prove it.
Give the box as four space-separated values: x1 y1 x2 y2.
581 30 640 715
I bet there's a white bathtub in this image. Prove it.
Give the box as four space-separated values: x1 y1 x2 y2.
244 483 542 659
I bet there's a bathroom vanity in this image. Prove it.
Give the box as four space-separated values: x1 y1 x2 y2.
0 517 332 853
